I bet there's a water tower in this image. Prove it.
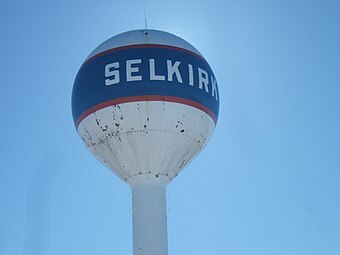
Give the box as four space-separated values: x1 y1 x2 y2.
72 29 219 255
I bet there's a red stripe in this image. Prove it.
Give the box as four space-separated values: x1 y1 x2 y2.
76 95 217 128
85 44 206 64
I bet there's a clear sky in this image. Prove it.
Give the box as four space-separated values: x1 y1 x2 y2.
1 0 340 254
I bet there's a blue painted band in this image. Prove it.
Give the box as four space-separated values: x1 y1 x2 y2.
72 44 219 125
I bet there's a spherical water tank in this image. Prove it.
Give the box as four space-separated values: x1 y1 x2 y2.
72 29 219 184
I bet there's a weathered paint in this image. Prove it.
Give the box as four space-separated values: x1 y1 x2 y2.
77 101 215 181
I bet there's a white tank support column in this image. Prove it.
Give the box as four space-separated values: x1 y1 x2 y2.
128 175 169 255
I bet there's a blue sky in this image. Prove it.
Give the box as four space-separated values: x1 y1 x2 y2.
1 0 339 254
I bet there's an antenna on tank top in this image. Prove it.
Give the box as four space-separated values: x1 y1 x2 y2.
143 6 148 29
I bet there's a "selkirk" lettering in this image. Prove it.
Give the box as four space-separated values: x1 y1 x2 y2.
104 58 218 101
